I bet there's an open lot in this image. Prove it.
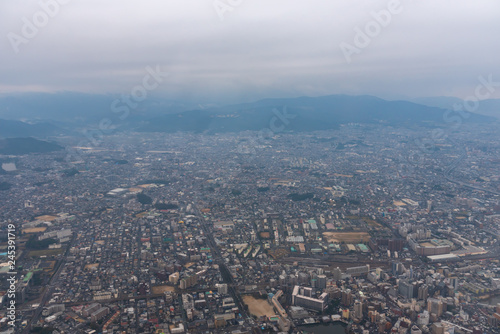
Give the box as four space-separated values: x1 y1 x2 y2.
35 215 59 221
84 263 99 270
323 232 371 243
345 215 383 229
242 295 276 318
152 285 175 294
28 249 64 257
23 227 47 233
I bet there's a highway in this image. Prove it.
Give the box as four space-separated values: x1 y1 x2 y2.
443 151 500 196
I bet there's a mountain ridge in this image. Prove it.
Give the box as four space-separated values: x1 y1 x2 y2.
0 93 496 135
0 137 63 155
135 94 494 133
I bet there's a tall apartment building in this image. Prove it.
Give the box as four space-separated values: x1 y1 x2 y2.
292 286 328 312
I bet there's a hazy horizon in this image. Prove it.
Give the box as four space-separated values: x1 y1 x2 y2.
2 0 500 105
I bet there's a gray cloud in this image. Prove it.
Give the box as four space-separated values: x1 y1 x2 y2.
1 0 499 103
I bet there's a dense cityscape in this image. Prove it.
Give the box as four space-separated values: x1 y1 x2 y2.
0 120 499 333
2 1 500 333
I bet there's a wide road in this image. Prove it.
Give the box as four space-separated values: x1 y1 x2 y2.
443 151 500 196
444 174 500 196
195 206 249 319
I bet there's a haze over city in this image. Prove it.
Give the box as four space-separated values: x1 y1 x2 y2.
0 1 500 334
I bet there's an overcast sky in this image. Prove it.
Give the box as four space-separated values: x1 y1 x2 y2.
1 0 500 103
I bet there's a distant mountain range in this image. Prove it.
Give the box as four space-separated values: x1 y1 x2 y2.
0 137 63 155
136 95 494 133
0 92 204 123
412 96 500 119
0 93 497 137
0 119 66 138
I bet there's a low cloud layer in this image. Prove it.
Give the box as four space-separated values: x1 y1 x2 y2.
1 0 499 103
